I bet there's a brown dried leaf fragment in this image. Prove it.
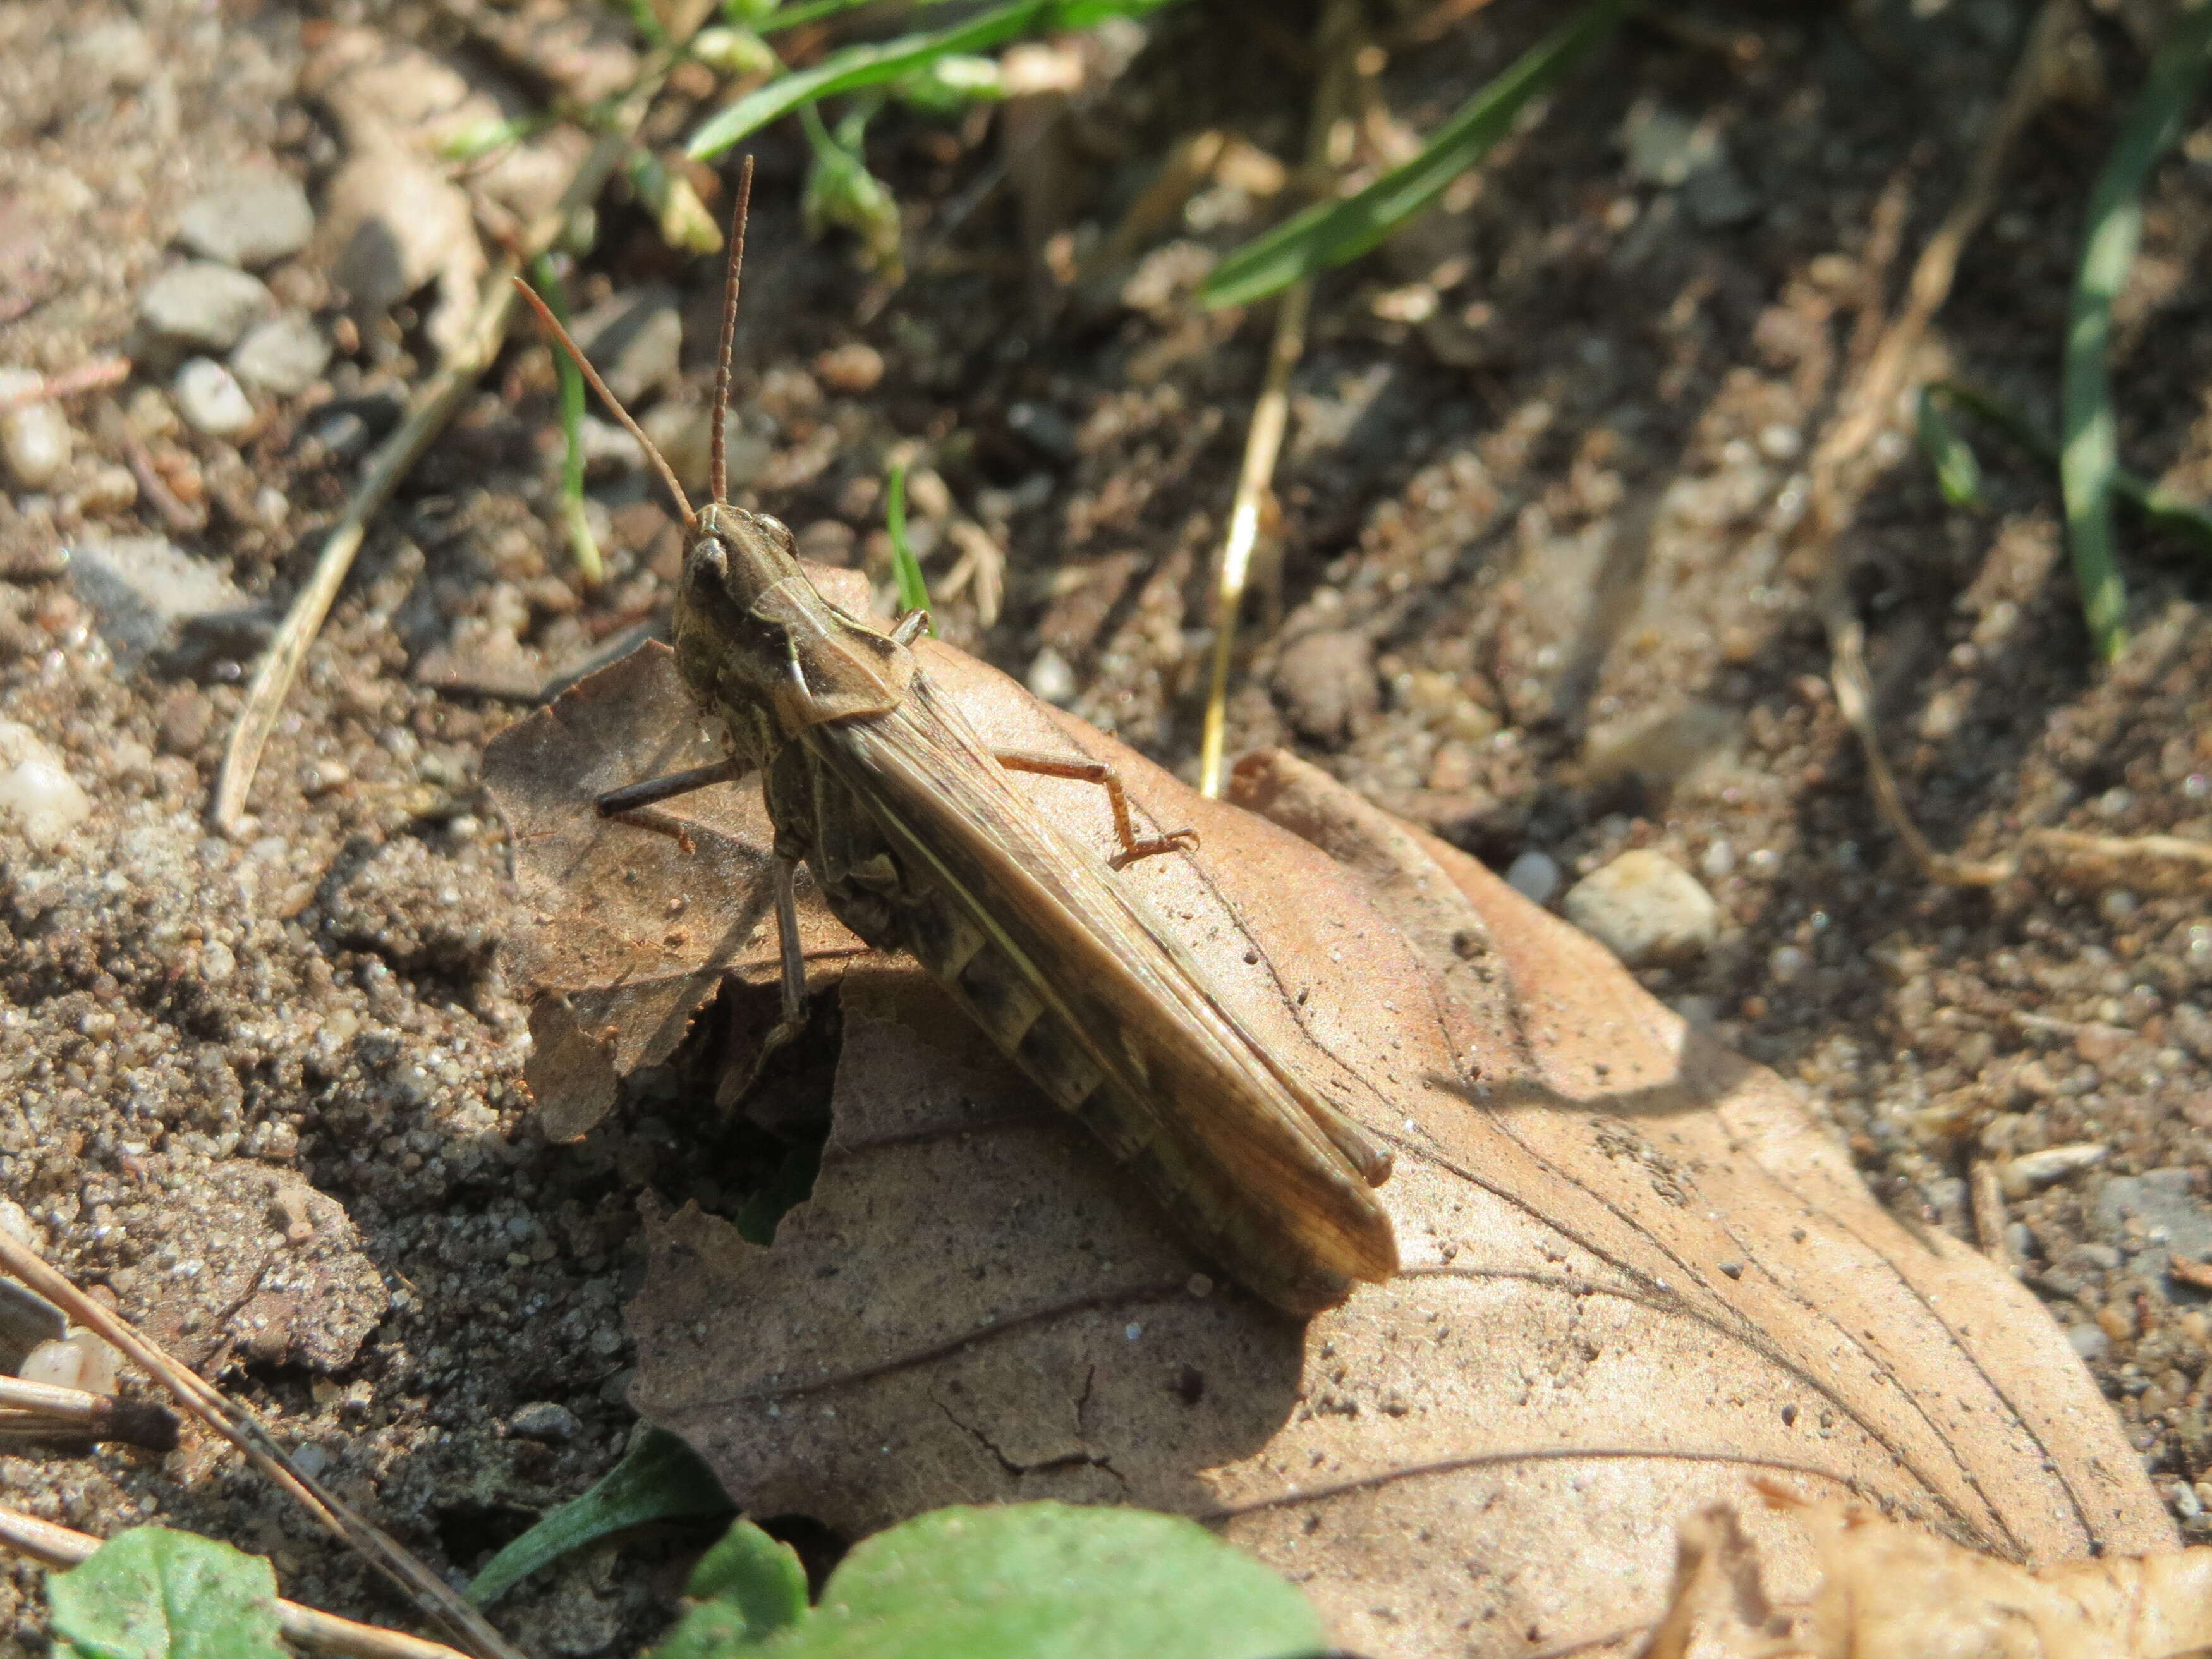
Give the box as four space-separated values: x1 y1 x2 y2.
571 639 2175 1658
482 602 867 1139
1648 1485 2212 1659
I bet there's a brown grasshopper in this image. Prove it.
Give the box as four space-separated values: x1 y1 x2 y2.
516 159 1396 1315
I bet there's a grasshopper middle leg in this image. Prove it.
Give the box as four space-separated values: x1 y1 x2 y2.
992 750 1199 869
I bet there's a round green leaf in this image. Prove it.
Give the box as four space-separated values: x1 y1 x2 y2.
50 1528 284 1659
758 1503 1325 1659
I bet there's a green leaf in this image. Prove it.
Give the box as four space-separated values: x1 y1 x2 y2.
1931 381 2212 558
884 463 934 632
894 53 1004 116
691 1519 810 1634
651 1502 1325 1658
466 1426 733 1608
799 102 904 280
2060 1 2212 663
1915 386 1983 508
527 257 605 586
1202 0 1638 308
687 0 1184 159
49 1528 284 1659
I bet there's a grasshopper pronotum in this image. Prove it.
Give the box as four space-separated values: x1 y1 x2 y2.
517 159 1396 1314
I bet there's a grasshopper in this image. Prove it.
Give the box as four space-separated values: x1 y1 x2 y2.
517 159 1397 1315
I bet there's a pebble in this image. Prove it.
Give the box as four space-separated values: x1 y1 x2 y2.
2066 1322 2110 1362
816 341 885 394
138 261 274 355
18 1333 120 1396
0 721 92 849
570 286 683 407
229 313 330 396
508 1401 580 1442
1505 849 1562 906
1006 399 1078 459
177 176 316 269
68 533 256 674
172 358 256 437
1272 629 1380 745
1026 646 1076 706
0 369 73 489
1998 1141 2108 1199
1562 850 1720 967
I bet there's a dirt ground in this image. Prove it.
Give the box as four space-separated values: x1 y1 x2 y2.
1 0 2210 1651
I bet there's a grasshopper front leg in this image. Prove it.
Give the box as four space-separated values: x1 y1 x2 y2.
593 757 812 1068
992 750 1199 869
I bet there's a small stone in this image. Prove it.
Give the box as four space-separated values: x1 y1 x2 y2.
229 313 331 396
570 286 683 407
138 261 274 355
69 20 156 90
68 533 262 674
1623 103 1717 187
1683 160 1761 229
2067 1322 2110 1361
18 1333 120 1395
1505 849 1562 906
172 358 257 437
816 341 885 394
576 413 644 474
177 176 316 269
1562 849 1720 967
1026 645 1077 707
1998 1142 2109 1199
1006 399 1078 459
72 465 138 517
0 370 74 488
1273 630 1379 746
0 721 91 849
508 1401 580 1442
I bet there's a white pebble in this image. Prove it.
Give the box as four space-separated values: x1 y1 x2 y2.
0 720 91 849
1026 647 1077 707
0 370 73 488
173 358 255 437
1699 838 1735 880
2000 1141 2107 1198
1768 945 1808 983
1505 849 1561 905
1562 850 1719 966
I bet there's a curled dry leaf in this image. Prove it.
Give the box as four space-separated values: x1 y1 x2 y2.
1648 1485 2212 1659
489 624 2172 1657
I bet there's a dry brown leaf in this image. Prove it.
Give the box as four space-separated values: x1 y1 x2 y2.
1648 1485 2212 1659
480 571 876 1138
490 626 2173 1656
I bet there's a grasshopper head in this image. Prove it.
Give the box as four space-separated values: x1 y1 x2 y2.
674 502 912 754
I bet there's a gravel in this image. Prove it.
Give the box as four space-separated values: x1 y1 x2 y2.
175 175 315 269
135 262 274 356
169 358 256 437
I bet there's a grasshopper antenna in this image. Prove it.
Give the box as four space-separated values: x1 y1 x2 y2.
709 154 755 508
512 277 696 529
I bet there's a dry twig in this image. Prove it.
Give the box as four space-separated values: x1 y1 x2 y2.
0 1504 469 1659
1797 1 2212 892
0 1232 526 1659
0 358 131 415
212 18 708 837
1196 0 1362 799
0 1373 176 1450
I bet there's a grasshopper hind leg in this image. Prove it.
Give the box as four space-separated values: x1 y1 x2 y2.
992 750 1199 869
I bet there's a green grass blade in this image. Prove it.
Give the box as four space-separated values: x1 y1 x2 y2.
466 1428 733 1608
529 257 606 586
1200 0 1638 310
885 461 935 631
1915 385 1984 507
687 0 1182 159
1934 381 2212 557
2060 1 2212 662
